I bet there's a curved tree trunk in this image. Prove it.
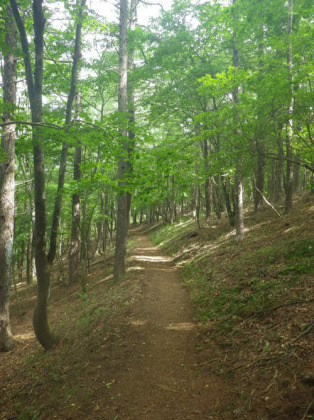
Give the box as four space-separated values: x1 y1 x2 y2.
11 0 56 349
0 6 17 352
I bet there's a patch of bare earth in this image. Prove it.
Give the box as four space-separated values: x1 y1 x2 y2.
1 232 234 420
156 193 314 420
94 232 233 419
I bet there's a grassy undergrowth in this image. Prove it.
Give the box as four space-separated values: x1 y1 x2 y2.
150 199 313 334
150 193 314 419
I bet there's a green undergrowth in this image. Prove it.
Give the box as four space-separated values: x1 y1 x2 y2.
150 197 314 336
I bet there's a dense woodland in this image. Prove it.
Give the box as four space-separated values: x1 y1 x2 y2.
0 0 313 354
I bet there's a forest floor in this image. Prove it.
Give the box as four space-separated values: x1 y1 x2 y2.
1 193 314 419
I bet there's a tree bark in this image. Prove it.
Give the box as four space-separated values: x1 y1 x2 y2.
254 25 266 212
285 0 294 213
201 139 211 223
221 176 235 227
69 94 82 285
254 140 265 212
0 6 17 352
114 0 129 282
103 190 109 252
235 164 244 240
25 157 34 285
232 0 244 240
47 0 86 264
11 0 56 349
18 241 25 284
274 133 284 202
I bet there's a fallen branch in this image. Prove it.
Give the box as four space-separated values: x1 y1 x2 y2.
255 187 282 217
301 400 314 420
227 352 283 373
263 369 278 393
289 322 314 344
250 298 314 319
235 390 254 418
228 298 314 336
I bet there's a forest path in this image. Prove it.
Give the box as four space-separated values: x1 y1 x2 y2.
97 230 229 419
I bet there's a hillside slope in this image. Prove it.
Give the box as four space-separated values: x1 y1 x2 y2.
150 192 314 419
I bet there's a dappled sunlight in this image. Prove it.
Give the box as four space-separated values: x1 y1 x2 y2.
127 266 144 272
165 322 196 331
133 246 160 253
131 255 171 263
284 226 298 234
14 332 35 342
130 319 147 327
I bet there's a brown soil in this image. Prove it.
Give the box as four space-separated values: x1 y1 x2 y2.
97 231 231 419
1 230 234 420
2 195 313 419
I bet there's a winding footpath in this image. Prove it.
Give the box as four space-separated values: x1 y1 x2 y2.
101 230 230 419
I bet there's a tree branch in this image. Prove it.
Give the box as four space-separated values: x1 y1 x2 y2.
10 0 34 101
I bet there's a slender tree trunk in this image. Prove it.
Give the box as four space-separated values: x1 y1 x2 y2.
202 139 211 223
0 6 17 352
26 222 33 285
195 185 201 230
11 0 57 349
114 0 129 282
126 0 137 220
235 164 244 240
274 134 284 202
254 26 266 212
18 241 25 284
110 201 114 243
232 0 244 240
69 94 82 285
48 0 86 264
213 176 222 220
31 1 56 349
103 191 109 252
285 0 294 213
254 141 265 212
293 154 300 192
223 177 233 225
25 158 34 285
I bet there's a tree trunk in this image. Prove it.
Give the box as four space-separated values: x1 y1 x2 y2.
103 191 109 252
254 141 265 212
254 26 266 212
0 6 17 352
18 241 25 284
48 0 86 264
285 0 294 213
11 0 57 349
26 222 33 285
232 0 244 240
274 135 284 202
213 176 223 220
69 102 82 285
221 176 235 227
293 154 300 192
114 0 129 282
235 164 244 240
202 139 211 223
25 158 34 285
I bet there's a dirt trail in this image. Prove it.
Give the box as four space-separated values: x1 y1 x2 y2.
100 231 229 419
